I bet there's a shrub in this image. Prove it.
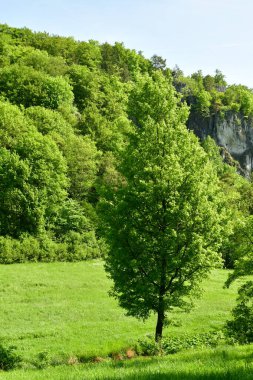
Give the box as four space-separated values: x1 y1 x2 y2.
135 331 224 356
0 344 21 370
0 232 102 264
134 335 162 356
225 281 253 344
0 236 21 264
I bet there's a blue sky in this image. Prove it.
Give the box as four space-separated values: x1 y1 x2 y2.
1 0 253 87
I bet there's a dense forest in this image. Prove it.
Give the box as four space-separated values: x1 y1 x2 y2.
0 22 252 274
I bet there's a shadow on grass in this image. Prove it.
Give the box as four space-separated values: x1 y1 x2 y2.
98 348 253 380
102 371 253 380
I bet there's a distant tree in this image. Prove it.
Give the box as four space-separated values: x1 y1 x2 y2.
75 40 101 69
67 64 98 112
25 106 73 136
225 216 253 287
223 85 253 117
171 65 184 78
101 42 131 80
203 75 215 91
31 33 77 63
214 69 227 91
150 55 166 70
18 47 67 77
0 65 73 109
99 72 227 341
191 70 203 84
63 134 100 201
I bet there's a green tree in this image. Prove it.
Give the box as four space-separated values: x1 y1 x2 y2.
203 74 215 91
225 280 253 344
0 101 68 237
0 64 73 109
214 69 227 91
99 72 227 341
74 40 101 69
25 105 100 201
225 216 253 286
150 54 166 70
18 47 67 77
223 85 253 116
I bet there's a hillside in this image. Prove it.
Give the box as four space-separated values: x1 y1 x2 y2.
0 23 252 265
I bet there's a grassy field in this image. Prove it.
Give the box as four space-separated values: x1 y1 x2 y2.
3 345 253 379
0 260 251 379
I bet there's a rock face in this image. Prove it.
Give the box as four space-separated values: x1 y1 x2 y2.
187 111 253 176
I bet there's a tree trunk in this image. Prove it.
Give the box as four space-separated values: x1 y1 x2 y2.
155 302 165 342
155 250 166 342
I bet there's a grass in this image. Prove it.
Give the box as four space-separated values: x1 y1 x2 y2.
2 345 253 379
0 260 249 378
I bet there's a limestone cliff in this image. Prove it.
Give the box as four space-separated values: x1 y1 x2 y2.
187 111 253 176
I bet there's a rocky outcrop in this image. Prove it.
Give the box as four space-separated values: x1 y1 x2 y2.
187 111 253 176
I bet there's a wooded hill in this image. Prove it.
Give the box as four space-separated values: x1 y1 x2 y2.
0 23 252 265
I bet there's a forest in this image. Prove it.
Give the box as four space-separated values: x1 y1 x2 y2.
0 23 253 378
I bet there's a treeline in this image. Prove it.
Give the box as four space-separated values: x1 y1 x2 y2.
0 23 253 267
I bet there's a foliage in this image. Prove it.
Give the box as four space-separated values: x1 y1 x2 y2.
25 106 74 136
0 65 73 109
223 85 253 116
225 211 253 343
100 41 150 81
99 71 228 341
225 281 253 344
0 232 101 263
1 21 253 379
225 216 253 286
135 331 224 356
0 21 252 269
0 101 68 237
150 54 166 70
61 134 100 201
201 136 250 268
0 344 21 371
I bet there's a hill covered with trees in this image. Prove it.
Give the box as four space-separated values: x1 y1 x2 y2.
0 23 253 267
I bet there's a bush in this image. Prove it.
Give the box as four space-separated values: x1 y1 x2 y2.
161 332 224 354
225 281 253 344
0 236 22 264
134 335 162 356
61 230 101 261
0 344 21 370
135 331 224 356
0 232 102 264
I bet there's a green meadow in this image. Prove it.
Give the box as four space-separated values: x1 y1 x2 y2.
3 346 253 379
0 260 252 379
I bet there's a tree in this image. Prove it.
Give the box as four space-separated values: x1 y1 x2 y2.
0 101 68 237
75 40 101 69
0 64 73 109
99 72 227 341
225 216 253 343
150 55 166 70
214 69 227 91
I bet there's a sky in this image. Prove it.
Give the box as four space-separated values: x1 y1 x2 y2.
1 0 253 87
